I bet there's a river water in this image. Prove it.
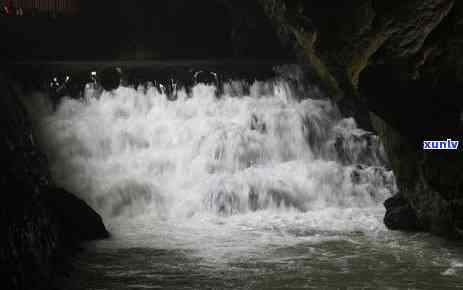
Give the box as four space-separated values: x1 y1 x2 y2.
27 75 463 289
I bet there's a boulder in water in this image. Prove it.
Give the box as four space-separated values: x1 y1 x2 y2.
41 187 109 243
383 194 422 231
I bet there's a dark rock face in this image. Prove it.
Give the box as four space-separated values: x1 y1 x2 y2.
362 62 463 239
377 0 454 58
0 72 57 290
258 0 463 239
42 187 109 243
383 195 422 231
99 67 121 91
0 72 109 289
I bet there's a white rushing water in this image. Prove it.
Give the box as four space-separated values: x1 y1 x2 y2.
26 80 397 257
24 79 463 289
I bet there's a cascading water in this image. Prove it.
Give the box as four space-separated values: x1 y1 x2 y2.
31 79 393 222
25 73 463 289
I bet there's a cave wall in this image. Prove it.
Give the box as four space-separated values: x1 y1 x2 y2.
258 0 463 239
0 72 60 289
0 72 109 289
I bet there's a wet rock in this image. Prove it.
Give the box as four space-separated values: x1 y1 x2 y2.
383 194 422 231
250 114 267 134
267 189 306 211
193 70 218 86
99 67 122 91
371 111 463 239
1 72 59 290
41 187 109 243
377 0 454 59
1 72 110 289
260 0 463 240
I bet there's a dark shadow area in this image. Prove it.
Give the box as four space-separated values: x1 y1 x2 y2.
1 0 293 61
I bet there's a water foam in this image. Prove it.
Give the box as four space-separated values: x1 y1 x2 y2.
27 80 396 235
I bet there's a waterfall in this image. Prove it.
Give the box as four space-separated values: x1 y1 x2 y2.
27 77 396 235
